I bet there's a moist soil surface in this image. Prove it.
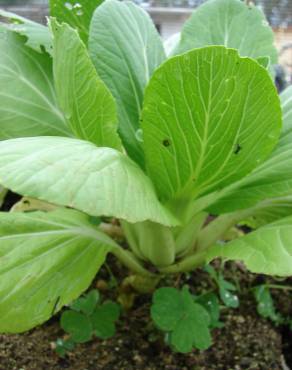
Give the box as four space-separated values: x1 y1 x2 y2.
0 193 291 370
1 264 291 370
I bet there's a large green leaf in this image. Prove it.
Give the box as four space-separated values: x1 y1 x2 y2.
50 0 103 44
0 137 178 226
0 209 114 333
89 0 166 166
209 86 292 215
207 216 292 276
0 10 52 54
174 0 277 64
51 20 121 150
142 46 281 202
0 30 70 139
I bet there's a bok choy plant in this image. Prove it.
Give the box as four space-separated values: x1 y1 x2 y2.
0 0 291 350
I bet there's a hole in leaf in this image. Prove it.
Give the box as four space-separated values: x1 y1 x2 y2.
162 139 171 147
234 143 242 154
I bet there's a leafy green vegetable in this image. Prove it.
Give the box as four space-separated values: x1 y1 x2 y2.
89 0 165 166
0 137 178 225
0 31 69 139
50 0 104 43
0 0 291 348
206 216 292 276
51 19 121 149
0 9 52 54
151 287 212 352
0 209 113 333
174 0 277 64
142 46 281 201
208 86 292 217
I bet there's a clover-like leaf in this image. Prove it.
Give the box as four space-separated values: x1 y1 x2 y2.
151 287 211 353
71 290 99 316
60 311 92 343
91 301 120 339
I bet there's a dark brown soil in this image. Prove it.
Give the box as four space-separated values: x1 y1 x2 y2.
0 309 284 370
0 266 291 370
0 194 291 370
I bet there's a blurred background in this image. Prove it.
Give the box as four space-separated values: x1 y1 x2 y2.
0 0 291 84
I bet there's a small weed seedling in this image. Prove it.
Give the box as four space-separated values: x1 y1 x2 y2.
205 265 239 308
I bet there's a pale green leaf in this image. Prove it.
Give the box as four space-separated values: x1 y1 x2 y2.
0 31 70 139
0 209 114 333
50 0 104 44
237 196 292 229
0 10 52 54
174 0 277 64
51 20 121 150
142 46 281 202
209 86 292 215
207 216 292 276
0 137 178 226
89 0 166 166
